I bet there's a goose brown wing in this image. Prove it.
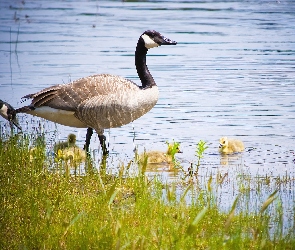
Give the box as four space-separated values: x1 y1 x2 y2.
23 74 139 112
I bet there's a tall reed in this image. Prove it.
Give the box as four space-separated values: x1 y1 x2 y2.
0 131 294 249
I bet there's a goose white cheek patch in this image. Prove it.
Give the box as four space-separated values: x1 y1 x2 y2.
141 34 159 49
0 104 9 119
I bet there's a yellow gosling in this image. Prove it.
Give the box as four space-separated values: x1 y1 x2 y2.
54 133 77 151
29 147 37 162
219 136 244 154
54 134 86 167
138 141 181 166
29 146 45 163
57 147 86 163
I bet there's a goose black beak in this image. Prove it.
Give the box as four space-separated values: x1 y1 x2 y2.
161 36 177 45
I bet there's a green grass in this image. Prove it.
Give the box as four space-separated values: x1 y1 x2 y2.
0 132 294 249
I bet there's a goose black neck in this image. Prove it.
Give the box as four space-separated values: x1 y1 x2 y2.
135 37 156 89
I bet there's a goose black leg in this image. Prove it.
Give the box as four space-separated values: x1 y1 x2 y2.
84 127 93 153
84 128 108 156
98 134 109 156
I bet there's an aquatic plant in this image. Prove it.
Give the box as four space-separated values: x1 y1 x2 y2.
187 140 208 178
0 131 294 249
195 140 208 167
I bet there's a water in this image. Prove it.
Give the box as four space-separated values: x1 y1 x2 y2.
0 0 295 221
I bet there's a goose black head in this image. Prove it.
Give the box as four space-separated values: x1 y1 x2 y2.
0 100 22 130
141 30 177 49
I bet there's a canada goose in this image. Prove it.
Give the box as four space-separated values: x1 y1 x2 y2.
0 100 21 130
138 142 181 166
219 137 245 154
2 30 177 155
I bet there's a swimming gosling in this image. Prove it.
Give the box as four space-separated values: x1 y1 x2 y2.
219 137 244 154
139 142 181 165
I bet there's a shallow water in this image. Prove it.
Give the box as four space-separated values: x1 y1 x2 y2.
0 0 295 219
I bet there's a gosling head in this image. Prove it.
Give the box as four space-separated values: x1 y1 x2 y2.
167 141 182 156
141 30 177 49
219 137 229 148
67 134 77 145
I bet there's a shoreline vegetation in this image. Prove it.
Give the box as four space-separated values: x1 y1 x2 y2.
1 129 294 249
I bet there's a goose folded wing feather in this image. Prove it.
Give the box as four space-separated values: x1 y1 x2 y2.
75 91 140 130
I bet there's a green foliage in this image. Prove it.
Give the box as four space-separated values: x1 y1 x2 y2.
0 132 294 249
195 140 208 167
166 140 181 160
186 206 208 236
260 189 278 214
186 140 208 178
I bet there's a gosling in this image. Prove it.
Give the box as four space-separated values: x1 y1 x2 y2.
54 133 77 151
138 142 181 165
56 147 86 163
219 137 244 154
54 134 86 165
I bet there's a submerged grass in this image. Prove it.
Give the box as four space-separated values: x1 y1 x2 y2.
0 132 294 249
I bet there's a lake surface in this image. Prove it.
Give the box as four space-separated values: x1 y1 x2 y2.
0 0 295 220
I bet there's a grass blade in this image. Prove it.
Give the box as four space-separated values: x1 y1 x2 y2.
180 183 192 203
186 206 208 236
225 195 240 230
260 189 278 214
107 180 119 208
62 211 84 238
